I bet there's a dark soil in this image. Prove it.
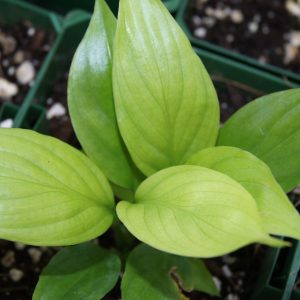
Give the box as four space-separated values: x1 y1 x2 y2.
186 0 300 73
0 21 54 106
42 71 80 147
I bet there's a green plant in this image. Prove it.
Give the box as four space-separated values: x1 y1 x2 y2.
1 0 300 298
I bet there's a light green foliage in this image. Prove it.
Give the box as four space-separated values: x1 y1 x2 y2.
113 0 219 176
187 146 300 240
0 129 114 245
33 243 120 300
117 165 286 258
1 0 300 298
68 0 138 189
218 89 300 193
122 244 219 300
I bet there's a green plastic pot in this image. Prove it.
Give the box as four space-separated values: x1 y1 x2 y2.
0 102 46 132
176 0 300 85
251 241 300 300
13 10 92 129
22 0 181 15
0 0 63 128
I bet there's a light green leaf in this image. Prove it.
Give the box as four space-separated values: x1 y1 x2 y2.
187 146 300 240
68 0 138 189
113 0 219 176
33 243 120 300
218 89 300 193
0 129 114 246
121 243 219 300
117 166 286 258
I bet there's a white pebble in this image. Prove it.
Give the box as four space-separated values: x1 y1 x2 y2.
222 264 233 278
286 0 300 17
0 78 18 99
215 8 227 20
203 16 216 27
28 248 42 264
7 66 15 76
46 103 67 120
0 33 17 55
253 14 261 23
288 31 300 47
284 44 299 65
1 251 15 268
212 276 222 291
13 51 25 64
9 268 24 282
231 10 244 23
27 27 36 37
0 119 13 128
2 59 9 67
16 61 36 85
226 294 239 300
194 27 207 38
46 97 54 105
222 254 237 264
248 21 259 34
205 7 215 16
226 34 235 43
262 25 270 35
192 15 202 26
14 242 26 250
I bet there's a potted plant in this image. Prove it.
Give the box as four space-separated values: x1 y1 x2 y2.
176 0 300 85
0 0 300 299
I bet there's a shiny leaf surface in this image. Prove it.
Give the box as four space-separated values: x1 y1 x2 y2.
0 129 114 245
113 0 219 176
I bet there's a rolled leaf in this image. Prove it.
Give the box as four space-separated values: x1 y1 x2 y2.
117 166 286 258
68 0 137 189
218 89 300 192
113 0 219 176
187 146 300 240
33 243 120 300
0 129 114 246
122 244 219 300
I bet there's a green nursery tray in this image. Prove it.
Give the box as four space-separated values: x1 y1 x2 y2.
0 102 46 132
0 0 63 127
176 0 300 85
13 10 91 128
23 0 181 15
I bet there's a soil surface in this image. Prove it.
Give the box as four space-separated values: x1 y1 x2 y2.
186 0 300 74
0 21 54 106
43 71 80 147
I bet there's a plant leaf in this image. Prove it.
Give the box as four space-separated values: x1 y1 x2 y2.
218 89 300 193
113 0 219 176
121 243 219 300
187 146 300 240
33 243 120 300
0 129 114 246
68 0 138 189
117 166 286 258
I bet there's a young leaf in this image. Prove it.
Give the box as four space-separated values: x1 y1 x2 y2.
113 0 219 176
117 166 286 258
218 89 300 193
121 243 219 300
0 129 114 246
187 146 300 240
33 243 120 300
68 0 137 189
